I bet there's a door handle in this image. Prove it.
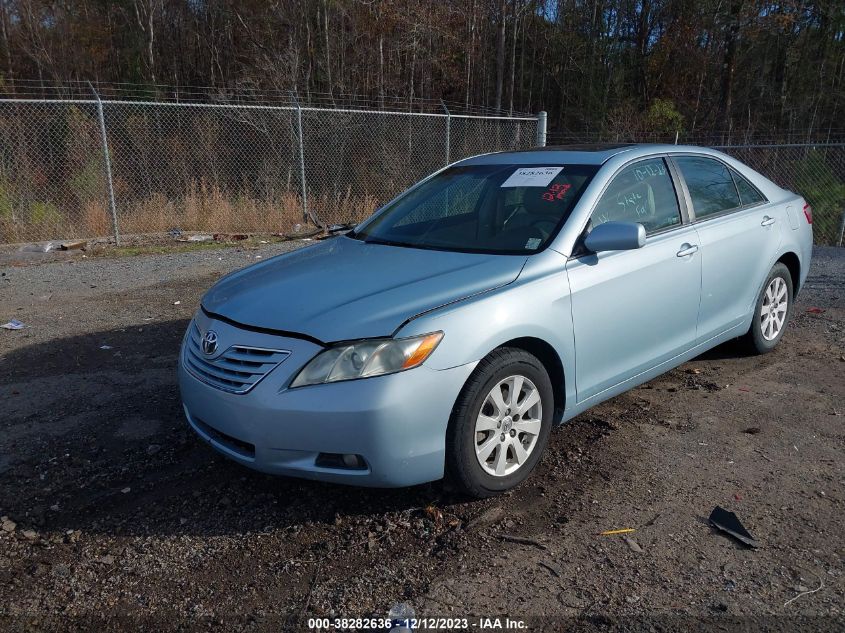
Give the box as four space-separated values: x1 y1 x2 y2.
761 216 776 226
676 243 699 257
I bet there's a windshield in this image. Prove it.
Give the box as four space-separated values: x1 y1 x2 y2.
350 163 598 254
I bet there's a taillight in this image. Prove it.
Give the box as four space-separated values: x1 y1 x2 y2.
802 202 813 224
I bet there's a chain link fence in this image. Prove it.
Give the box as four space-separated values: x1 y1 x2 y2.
1 97 843 247
715 143 845 246
0 98 539 245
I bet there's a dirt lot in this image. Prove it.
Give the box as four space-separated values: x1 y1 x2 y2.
1 242 843 631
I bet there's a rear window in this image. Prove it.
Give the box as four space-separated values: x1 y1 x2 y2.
675 156 741 219
731 168 767 206
351 164 599 254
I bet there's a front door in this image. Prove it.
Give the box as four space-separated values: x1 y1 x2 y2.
565 157 702 402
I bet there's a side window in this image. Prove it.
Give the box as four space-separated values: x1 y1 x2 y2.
590 158 681 234
730 168 767 206
675 156 741 219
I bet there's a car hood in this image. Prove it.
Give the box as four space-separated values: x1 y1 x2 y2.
202 236 527 342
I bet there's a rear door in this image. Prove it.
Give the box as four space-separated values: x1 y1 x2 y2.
566 157 702 402
670 155 782 342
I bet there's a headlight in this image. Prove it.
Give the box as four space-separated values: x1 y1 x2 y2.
290 331 443 388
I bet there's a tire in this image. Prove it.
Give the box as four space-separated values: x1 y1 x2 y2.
743 262 794 355
446 347 554 498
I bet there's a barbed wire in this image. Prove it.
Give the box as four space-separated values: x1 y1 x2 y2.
0 79 534 118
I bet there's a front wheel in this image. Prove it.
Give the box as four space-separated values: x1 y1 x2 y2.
743 262 794 354
446 347 553 498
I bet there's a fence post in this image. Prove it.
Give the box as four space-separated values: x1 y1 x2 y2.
838 209 845 247
441 100 451 166
536 111 547 147
88 82 120 245
292 92 312 226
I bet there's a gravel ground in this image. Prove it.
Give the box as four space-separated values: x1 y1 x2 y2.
1 243 843 631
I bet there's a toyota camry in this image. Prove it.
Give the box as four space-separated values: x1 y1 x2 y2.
179 144 813 497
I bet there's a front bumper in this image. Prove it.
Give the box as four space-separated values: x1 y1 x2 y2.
179 312 476 487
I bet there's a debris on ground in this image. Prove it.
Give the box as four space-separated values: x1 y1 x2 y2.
498 534 548 549
784 570 825 607
599 528 636 536
538 561 562 577
465 506 505 531
709 506 759 548
60 240 87 251
177 234 213 243
423 505 443 524
20 241 57 253
1 319 26 330
806 307 826 314
173 301 181 305
622 535 643 552
99 345 113 350
213 233 248 241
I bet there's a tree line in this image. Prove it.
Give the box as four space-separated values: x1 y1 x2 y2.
0 0 843 141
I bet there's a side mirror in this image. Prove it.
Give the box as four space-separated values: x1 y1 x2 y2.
583 221 646 253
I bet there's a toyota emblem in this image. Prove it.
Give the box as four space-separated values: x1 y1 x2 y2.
201 330 219 355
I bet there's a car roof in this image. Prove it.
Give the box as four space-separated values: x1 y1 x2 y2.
457 143 721 166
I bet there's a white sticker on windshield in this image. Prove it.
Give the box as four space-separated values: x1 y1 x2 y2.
501 166 563 188
525 237 542 250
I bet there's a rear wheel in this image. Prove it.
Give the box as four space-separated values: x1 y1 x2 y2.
743 262 793 354
446 348 553 498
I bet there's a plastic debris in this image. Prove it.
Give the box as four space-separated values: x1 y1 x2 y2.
20 242 57 253
177 234 213 242
599 528 636 536
1 319 26 330
173 301 181 305
99 345 113 350
709 506 759 548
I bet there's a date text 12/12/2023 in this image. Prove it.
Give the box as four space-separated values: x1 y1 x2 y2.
306 616 528 630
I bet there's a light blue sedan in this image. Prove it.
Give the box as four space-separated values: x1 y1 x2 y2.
179 144 813 497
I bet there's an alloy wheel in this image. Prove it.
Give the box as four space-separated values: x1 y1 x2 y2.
761 276 788 341
474 374 543 477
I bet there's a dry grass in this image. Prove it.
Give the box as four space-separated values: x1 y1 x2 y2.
1 182 382 243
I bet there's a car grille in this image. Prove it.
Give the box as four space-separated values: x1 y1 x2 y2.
183 323 290 394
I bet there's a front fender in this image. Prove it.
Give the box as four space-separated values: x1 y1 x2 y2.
397 249 575 411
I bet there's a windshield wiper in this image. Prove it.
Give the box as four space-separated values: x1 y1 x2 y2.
326 222 357 236
362 236 414 248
